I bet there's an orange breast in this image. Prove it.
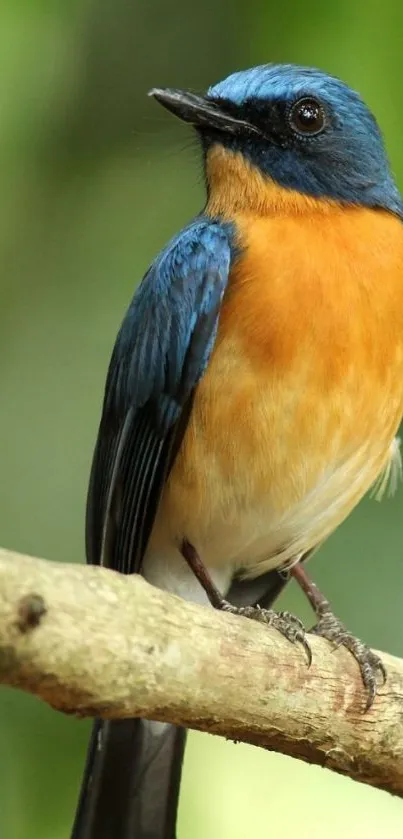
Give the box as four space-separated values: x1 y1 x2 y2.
151 153 403 575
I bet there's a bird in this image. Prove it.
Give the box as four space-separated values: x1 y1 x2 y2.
71 63 403 839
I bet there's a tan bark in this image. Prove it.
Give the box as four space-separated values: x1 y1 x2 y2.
0 548 401 796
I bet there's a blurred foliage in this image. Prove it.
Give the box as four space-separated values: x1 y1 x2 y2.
0 0 403 837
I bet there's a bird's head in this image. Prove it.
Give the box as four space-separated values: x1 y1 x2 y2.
150 64 402 218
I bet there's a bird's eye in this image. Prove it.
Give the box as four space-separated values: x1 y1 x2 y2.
289 97 325 136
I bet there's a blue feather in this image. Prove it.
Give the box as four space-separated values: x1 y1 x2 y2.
104 217 233 430
203 63 403 217
87 217 234 576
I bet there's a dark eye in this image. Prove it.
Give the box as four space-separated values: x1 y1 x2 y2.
289 97 325 136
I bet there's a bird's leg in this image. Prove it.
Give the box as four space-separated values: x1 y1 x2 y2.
180 541 227 609
181 540 311 664
290 563 386 710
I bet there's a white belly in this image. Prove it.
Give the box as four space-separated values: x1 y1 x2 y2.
144 437 400 597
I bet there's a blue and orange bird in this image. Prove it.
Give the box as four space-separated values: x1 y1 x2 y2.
72 65 403 839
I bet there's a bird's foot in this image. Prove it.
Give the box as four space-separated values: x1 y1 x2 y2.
310 603 386 711
221 601 312 665
181 540 311 663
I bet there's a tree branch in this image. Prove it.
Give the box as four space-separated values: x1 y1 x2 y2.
0 547 402 796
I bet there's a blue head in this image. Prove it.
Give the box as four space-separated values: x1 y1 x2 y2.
150 64 403 217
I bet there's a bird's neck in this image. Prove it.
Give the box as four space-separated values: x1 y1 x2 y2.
204 144 341 219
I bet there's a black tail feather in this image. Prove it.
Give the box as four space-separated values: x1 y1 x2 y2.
71 570 290 838
71 718 186 839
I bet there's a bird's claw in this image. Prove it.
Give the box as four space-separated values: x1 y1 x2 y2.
310 606 386 711
221 601 312 665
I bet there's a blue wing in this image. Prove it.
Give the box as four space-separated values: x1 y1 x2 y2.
86 218 233 574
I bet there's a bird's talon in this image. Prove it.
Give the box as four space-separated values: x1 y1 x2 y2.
310 607 386 711
300 635 313 668
220 602 311 664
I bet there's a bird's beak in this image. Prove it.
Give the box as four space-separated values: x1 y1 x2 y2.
149 88 258 137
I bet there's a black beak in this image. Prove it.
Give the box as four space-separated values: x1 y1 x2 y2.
149 88 258 137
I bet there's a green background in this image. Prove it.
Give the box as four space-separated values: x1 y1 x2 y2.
1 1 402 836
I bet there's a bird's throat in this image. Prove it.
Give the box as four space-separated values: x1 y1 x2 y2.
205 144 339 218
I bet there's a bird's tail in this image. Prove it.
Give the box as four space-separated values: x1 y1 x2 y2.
71 717 186 839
